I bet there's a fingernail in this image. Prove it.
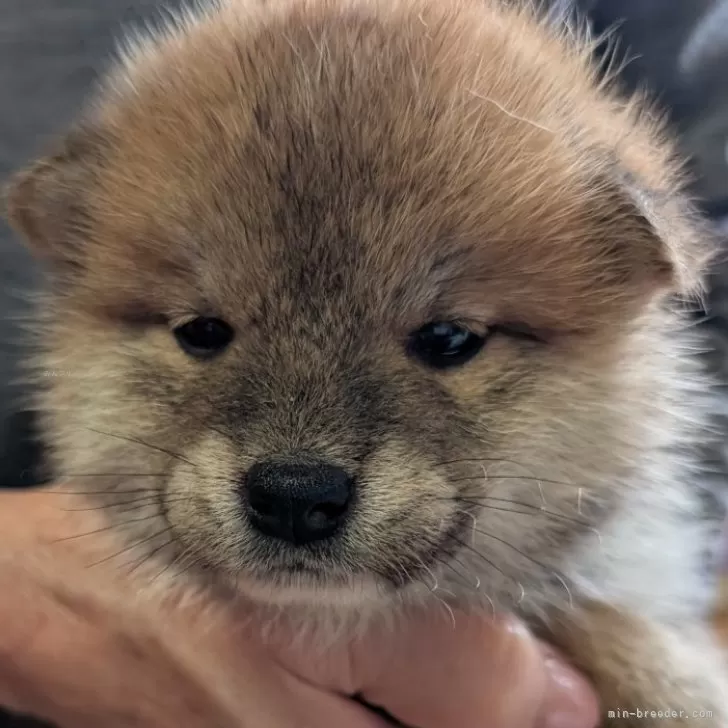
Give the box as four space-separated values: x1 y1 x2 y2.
503 616 532 639
540 657 599 728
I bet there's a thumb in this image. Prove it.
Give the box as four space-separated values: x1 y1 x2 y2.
355 612 549 728
281 610 598 728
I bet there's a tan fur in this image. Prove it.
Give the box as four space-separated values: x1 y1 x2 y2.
5 0 727 724
549 602 728 726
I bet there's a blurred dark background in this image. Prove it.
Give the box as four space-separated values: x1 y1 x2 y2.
0 0 726 724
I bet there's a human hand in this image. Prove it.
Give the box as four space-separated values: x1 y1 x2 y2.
0 485 599 728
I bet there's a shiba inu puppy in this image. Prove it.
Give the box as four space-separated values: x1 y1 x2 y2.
6 0 727 723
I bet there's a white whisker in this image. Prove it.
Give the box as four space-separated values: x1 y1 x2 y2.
468 90 554 134
431 590 457 629
554 573 574 610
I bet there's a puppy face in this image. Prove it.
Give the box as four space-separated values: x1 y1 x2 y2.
7 0 707 607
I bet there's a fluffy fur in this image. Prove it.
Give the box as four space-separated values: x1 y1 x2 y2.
6 0 728 723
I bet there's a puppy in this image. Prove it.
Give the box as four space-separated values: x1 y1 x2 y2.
6 0 728 723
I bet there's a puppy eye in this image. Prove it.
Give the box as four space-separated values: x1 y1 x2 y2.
173 317 234 358
407 322 487 369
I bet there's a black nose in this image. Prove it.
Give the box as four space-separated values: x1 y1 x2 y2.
244 459 354 545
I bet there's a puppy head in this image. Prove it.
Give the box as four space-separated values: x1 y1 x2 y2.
6 0 711 606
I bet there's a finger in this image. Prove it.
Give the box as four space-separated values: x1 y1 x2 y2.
0 485 112 560
534 644 600 728
361 613 548 728
278 673 403 728
278 610 549 728
0 565 235 728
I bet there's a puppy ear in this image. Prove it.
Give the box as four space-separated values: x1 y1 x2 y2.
616 170 714 298
5 128 98 267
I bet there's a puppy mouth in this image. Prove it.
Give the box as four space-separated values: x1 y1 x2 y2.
239 506 476 596
244 544 376 586
382 508 476 590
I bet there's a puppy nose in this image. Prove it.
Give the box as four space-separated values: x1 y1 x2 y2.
244 459 354 545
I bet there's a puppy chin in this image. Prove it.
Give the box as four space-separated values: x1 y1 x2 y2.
231 568 396 611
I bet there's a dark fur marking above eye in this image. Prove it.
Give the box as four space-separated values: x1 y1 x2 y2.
97 301 169 328
492 322 548 344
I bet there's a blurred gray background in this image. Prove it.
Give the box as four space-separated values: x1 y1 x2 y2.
0 1 185 484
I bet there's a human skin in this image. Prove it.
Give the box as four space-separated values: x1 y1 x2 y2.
0 486 599 728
